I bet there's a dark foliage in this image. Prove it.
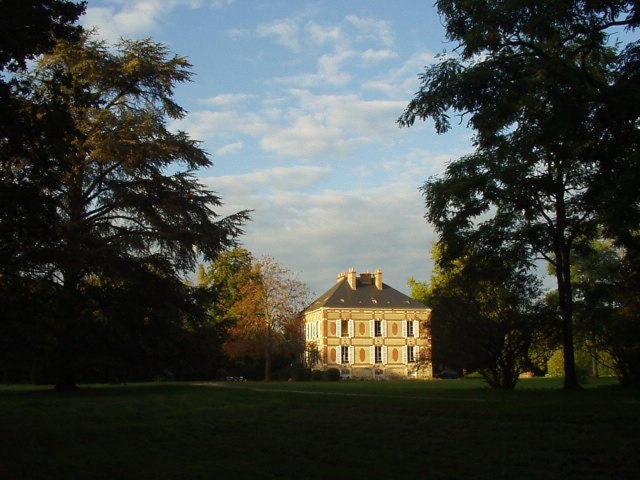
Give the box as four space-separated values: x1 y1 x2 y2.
0 32 249 389
400 0 640 389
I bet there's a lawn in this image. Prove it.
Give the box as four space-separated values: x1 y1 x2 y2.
1 378 638 480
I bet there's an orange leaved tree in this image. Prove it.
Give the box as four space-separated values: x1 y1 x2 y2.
223 257 309 381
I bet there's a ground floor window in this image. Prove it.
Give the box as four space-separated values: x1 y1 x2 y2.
407 346 415 363
374 345 382 364
341 345 349 364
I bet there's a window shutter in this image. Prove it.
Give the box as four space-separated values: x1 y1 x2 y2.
402 345 407 364
349 346 354 364
402 320 407 337
336 320 341 337
370 345 375 364
415 345 420 363
413 320 419 338
369 319 374 337
381 320 387 337
348 319 354 337
382 345 388 364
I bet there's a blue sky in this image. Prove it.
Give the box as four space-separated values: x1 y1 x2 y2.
82 0 475 295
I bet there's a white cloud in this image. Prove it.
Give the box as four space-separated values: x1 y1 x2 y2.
260 90 406 158
175 89 406 159
345 14 394 47
202 165 332 196
275 49 355 87
256 18 301 51
226 27 249 39
83 0 235 42
215 141 244 156
305 21 344 47
360 48 398 64
199 93 256 107
203 159 441 294
362 51 438 97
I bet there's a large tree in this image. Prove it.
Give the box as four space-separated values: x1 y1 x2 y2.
3 34 248 390
224 257 309 381
411 244 552 388
569 238 640 386
400 1 640 389
1 0 86 275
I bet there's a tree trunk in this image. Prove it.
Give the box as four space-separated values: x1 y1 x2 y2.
555 240 580 389
264 344 272 382
55 270 80 392
55 180 84 392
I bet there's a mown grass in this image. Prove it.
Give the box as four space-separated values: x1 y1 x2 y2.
0 378 637 480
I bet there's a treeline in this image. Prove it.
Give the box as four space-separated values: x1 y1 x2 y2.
403 1 640 388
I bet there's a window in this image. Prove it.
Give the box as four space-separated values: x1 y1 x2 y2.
341 345 349 364
407 346 415 363
374 320 382 337
407 320 414 337
374 345 382 364
341 319 349 337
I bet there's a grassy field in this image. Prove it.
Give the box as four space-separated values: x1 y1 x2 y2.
1 378 638 480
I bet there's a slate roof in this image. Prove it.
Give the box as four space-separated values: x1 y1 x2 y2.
305 276 427 312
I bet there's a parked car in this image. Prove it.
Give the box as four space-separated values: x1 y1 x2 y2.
437 369 461 379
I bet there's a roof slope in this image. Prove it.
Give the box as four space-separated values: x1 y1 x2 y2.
306 277 426 311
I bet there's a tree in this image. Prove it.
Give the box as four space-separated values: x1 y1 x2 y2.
223 257 309 381
400 1 640 389
3 34 249 390
197 247 254 322
411 245 552 388
1 0 86 276
569 238 640 386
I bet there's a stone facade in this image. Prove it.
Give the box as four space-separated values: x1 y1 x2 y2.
303 269 432 379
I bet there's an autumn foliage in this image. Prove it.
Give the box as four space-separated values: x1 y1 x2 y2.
223 257 309 381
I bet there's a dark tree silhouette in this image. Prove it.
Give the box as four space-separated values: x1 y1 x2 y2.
400 1 640 389
2 33 249 390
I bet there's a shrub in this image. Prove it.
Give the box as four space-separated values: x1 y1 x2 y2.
310 370 324 381
323 368 340 381
290 364 311 381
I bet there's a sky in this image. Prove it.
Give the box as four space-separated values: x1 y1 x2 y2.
81 0 475 296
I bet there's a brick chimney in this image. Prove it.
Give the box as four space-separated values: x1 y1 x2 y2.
347 267 357 290
374 268 383 290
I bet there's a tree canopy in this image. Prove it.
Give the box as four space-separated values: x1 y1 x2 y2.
400 0 640 389
1 33 249 389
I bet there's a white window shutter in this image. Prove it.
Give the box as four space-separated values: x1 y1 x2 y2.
336 320 341 337
369 319 374 337
402 345 407 364
402 320 407 337
382 345 388 364
381 320 387 337
413 320 419 338
349 346 354 364
415 345 420 363
370 345 375 364
348 319 354 337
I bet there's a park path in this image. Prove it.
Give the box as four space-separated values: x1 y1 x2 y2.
191 382 498 402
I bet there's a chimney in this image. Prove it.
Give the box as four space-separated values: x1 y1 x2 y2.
336 271 346 283
374 268 383 290
347 267 357 290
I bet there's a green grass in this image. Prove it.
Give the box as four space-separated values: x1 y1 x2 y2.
0 378 638 480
